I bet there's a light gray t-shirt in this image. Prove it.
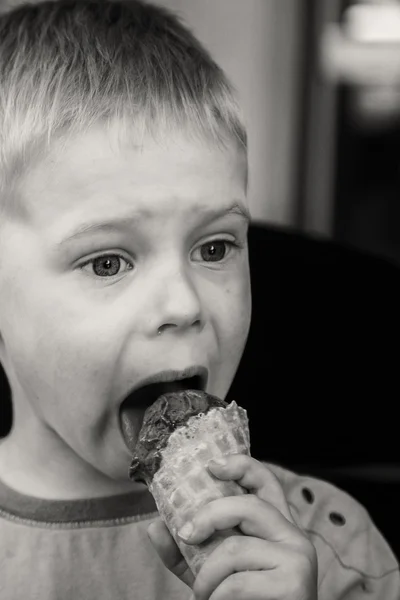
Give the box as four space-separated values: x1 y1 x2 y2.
0 463 398 599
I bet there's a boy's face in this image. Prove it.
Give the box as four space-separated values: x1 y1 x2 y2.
0 124 251 484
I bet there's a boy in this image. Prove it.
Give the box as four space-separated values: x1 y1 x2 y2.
0 1 398 598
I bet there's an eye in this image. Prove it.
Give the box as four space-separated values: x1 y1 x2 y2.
80 253 134 278
193 240 239 263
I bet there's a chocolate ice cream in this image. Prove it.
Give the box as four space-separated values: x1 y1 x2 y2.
124 389 227 485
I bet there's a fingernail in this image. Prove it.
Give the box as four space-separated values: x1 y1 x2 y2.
178 521 194 540
209 457 227 467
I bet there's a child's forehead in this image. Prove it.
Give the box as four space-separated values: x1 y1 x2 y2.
17 123 249 229
49 121 244 168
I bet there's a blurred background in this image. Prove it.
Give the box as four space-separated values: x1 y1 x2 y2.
153 0 400 265
1 0 400 556
1 0 399 256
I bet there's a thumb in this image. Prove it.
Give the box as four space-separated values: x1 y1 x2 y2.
147 518 195 588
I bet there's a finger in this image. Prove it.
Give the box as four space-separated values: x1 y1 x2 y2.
147 518 195 587
208 562 317 600
207 454 294 523
193 535 279 600
194 534 317 600
178 494 300 546
208 571 272 600
147 518 183 572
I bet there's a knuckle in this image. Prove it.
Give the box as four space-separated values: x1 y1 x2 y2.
261 463 282 484
293 553 313 578
244 492 263 509
286 548 317 597
222 533 243 557
291 534 315 555
218 571 248 599
259 468 287 498
297 537 318 565
195 497 218 521
193 536 245 596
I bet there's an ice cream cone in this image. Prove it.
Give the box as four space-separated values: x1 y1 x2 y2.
146 401 250 576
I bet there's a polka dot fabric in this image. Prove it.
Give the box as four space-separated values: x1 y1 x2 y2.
265 463 400 599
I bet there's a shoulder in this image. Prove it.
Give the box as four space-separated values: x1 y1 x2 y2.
263 462 399 599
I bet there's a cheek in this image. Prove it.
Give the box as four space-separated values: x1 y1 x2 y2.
214 263 252 348
206 266 251 399
231 277 252 349
4 313 124 440
1 278 120 410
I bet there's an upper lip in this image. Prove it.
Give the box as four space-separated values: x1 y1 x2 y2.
123 365 208 401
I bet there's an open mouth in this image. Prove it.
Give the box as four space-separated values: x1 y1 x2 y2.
123 374 207 411
119 370 208 451
121 373 207 414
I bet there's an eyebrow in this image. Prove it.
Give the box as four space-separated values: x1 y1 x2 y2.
57 202 251 248
198 202 251 226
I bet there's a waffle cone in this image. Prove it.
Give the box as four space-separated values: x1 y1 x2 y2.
148 401 250 577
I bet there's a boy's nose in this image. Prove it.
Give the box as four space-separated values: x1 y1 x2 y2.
151 266 203 337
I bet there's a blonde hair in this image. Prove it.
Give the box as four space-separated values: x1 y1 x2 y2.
0 0 248 215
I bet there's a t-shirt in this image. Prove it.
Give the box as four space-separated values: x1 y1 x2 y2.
0 463 398 600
